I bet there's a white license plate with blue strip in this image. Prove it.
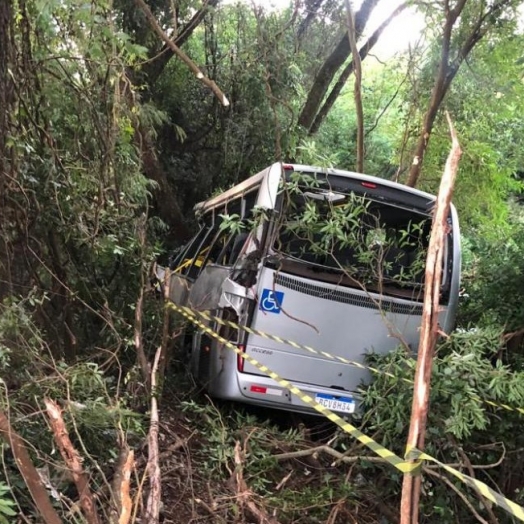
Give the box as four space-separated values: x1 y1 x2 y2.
315 393 355 414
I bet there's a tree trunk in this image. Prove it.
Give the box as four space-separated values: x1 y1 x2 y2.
0 0 15 297
344 0 364 173
309 2 408 135
297 0 379 132
296 0 325 44
400 114 461 524
405 0 513 188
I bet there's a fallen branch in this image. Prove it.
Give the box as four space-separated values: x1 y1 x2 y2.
44 399 101 524
194 498 227 524
233 441 280 524
274 444 387 466
274 444 505 471
454 445 500 524
0 410 63 524
135 0 229 107
400 112 462 524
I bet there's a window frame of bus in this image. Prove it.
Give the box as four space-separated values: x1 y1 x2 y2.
183 188 260 276
172 213 215 279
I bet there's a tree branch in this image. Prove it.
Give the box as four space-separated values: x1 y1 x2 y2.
143 346 162 523
424 467 490 524
143 0 219 84
135 0 229 107
400 113 462 524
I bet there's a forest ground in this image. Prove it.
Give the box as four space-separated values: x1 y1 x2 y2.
152 363 389 524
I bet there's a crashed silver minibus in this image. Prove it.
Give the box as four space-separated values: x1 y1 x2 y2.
166 162 461 415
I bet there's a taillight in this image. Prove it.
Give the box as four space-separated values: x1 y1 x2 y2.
361 181 377 189
237 344 246 372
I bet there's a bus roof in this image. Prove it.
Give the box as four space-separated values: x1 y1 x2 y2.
193 162 438 215
194 165 271 215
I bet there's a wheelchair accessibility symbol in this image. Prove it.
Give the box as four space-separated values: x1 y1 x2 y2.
260 289 285 314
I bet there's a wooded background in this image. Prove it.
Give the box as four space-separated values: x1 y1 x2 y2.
1 0 524 522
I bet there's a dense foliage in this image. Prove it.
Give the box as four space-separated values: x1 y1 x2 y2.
2 0 524 522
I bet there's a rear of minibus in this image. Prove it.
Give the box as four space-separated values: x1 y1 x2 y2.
231 164 460 416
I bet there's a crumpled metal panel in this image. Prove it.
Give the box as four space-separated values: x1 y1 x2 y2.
188 265 231 311
168 274 191 306
154 265 191 306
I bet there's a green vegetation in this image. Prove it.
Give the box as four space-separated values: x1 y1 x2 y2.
2 0 524 522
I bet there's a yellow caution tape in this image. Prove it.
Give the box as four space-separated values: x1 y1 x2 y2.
410 448 524 522
169 301 421 474
175 304 524 417
168 301 524 522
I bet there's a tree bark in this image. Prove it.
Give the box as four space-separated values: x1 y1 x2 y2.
405 0 513 188
45 399 101 524
0 0 15 298
0 410 63 524
0 0 13 189
297 0 379 132
400 114 461 524
344 0 364 173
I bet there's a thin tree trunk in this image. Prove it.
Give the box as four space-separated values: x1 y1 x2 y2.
297 0 379 132
309 2 408 135
144 347 162 523
405 0 512 187
296 0 325 44
157 268 171 381
400 113 461 524
0 0 15 298
344 0 364 173
134 215 150 385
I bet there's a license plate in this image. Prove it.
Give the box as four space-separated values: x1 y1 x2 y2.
315 393 355 414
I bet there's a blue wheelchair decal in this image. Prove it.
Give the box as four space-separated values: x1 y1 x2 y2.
259 289 285 314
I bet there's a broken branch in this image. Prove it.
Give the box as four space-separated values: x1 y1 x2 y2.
0 409 63 524
44 399 101 524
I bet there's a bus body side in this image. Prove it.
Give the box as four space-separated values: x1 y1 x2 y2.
173 162 460 416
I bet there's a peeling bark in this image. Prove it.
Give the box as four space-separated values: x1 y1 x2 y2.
0 410 63 524
400 114 461 524
45 399 101 524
